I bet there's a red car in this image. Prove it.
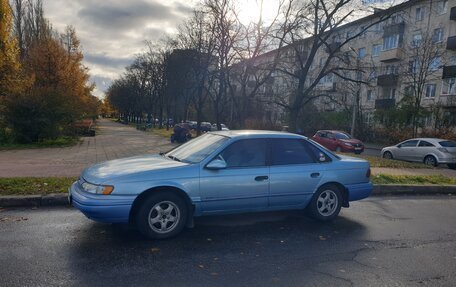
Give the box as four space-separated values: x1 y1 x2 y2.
312 130 364 154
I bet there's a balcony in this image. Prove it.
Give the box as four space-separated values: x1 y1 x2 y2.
442 66 456 79
446 36 456 50
383 22 405 37
375 98 396 110
451 7 456 20
379 48 404 62
377 74 399 86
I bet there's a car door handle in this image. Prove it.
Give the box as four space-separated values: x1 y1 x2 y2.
310 173 320 178
255 176 269 181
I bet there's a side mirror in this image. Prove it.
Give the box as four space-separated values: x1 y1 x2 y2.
206 158 227 170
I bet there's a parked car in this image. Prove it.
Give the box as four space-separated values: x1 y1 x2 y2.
211 123 229 131
185 121 197 130
199 122 212 132
312 130 364 154
381 138 456 169
69 130 372 239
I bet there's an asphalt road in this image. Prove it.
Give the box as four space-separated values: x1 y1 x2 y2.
1 196 456 287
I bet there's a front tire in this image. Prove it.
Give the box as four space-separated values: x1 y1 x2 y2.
448 163 456 170
424 155 438 167
136 192 188 239
307 184 342 221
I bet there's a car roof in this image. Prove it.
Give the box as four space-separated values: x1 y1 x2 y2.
405 138 446 142
317 130 348 134
210 130 306 139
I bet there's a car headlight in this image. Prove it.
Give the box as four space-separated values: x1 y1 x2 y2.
343 142 353 147
81 182 114 195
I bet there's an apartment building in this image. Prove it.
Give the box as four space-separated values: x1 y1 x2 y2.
250 0 456 129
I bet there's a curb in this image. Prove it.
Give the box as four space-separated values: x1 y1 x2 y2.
372 185 456 196
0 193 68 207
1 185 455 208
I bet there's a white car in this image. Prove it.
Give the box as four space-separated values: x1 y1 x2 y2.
381 138 456 169
211 124 229 131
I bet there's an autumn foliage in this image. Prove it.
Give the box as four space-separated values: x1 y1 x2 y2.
1 1 99 143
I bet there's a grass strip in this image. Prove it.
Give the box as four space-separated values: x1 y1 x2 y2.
0 174 454 196
0 137 80 150
371 174 456 185
0 177 77 196
341 153 429 169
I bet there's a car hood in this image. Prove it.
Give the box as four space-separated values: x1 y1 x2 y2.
339 138 363 145
81 154 188 184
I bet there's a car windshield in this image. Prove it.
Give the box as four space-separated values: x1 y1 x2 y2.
439 141 456 147
165 133 229 164
335 132 352 140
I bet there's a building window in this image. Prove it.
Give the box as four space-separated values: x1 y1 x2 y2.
383 88 396 99
372 44 381 56
436 0 448 15
409 59 420 73
383 34 399 50
367 90 375 101
442 78 456 95
432 28 444 43
425 84 436 98
429 57 441 71
385 64 399 75
358 47 366 59
412 34 422 47
416 7 425 21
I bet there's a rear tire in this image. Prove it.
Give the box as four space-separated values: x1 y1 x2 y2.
307 184 342 221
136 192 188 239
424 155 438 167
383 151 393 160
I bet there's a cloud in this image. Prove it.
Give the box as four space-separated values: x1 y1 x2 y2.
42 0 194 99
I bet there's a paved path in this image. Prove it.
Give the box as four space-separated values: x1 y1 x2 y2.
0 119 174 177
1 196 455 286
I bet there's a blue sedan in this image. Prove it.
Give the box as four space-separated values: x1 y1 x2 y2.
69 131 372 239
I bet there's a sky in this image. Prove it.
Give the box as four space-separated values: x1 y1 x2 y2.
42 0 398 99
43 0 195 98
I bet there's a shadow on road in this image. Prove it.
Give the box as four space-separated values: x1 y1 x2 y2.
67 211 368 286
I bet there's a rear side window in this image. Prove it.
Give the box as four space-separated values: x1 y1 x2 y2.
270 139 316 165
221 139 267 168
418 141 434 147
440 141 456 147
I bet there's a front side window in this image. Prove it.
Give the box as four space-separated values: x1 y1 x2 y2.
425 84 436 97
270 139 316 165
220 139 266 168
400 140 419 147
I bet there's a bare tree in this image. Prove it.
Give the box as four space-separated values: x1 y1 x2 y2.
271 0 390 132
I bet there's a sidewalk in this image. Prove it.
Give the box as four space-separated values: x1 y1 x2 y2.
0 119 174 177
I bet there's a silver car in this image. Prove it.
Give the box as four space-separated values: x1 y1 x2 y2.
381 138 456 169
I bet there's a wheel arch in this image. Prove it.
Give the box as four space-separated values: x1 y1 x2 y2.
317 182 349 208
423 153 439 164
129 185 194 225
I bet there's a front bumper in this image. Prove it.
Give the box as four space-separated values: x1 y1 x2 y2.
345 182 373 201
69 181 135 223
